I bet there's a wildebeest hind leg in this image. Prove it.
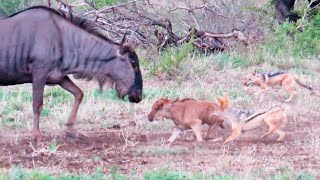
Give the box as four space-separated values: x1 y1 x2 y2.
32 76 47 145
58 77 84 137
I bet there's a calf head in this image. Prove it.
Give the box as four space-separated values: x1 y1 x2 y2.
148 98 172 122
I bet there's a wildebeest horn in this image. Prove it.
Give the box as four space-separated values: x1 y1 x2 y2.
120 33 128 45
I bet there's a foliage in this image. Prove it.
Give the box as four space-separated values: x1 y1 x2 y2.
0 0 41 17
263 12 320 57
145 41 195 76
91 0 128 8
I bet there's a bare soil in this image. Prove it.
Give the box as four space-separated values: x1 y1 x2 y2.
0 117 319 176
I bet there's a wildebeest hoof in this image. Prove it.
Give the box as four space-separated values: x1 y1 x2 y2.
65 129 90 142
65 128 78 139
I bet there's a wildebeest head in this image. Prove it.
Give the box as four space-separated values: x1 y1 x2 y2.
243 71 258 86
98 41 142 103
148 98 172 122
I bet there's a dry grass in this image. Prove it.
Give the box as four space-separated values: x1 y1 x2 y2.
0 51 320 179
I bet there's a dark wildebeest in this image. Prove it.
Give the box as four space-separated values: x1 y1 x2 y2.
0 6 143 143
275 0 320 23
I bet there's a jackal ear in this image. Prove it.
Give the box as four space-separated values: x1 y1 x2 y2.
253 70 257 75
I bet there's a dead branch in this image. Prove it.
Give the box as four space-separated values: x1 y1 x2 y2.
202 30 249 45
51 0 255 53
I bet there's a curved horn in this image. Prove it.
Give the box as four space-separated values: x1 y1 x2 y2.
120 33 128 45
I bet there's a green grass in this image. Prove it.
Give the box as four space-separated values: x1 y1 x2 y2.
44 87 73 106
0 165 316 180
134 146 187 157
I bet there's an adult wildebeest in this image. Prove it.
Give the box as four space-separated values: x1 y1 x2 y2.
275 0 320 23
0 6 143 143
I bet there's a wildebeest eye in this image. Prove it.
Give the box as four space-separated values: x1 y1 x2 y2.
130 60 137 67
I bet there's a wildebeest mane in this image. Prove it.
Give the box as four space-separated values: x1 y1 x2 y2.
5 6 63 18
56 7 118 45
4 6 117 46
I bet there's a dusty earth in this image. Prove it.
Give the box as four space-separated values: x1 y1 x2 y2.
0 69 319 178
0 116 319 177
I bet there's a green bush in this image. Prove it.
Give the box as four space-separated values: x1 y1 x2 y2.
263 12 320 57
91 0 128 8
0 0 33 17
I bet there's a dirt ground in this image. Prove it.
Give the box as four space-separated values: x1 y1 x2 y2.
0 115 319 176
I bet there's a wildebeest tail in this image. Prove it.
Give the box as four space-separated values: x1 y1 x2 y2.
294 77 312 91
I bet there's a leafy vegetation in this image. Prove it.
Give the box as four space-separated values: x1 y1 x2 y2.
0 0 43 17
91 0 128 8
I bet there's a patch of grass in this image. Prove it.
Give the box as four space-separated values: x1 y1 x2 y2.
91 89 120 101
143 88 181 100
41 108 50 117
270 168 316 180
134 146 187 157
1 101 23 115
109 165 126 180
44 87 73 106
144 168 237 180
146 42 195 76
214 53 249 69
0 89 32 102
144 168 189 180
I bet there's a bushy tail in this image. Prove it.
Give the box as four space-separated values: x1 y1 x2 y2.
294 77 312 91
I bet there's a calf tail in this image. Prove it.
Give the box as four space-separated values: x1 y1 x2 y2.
294 77 313 91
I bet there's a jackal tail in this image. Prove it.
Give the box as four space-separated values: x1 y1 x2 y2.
294 77 312 91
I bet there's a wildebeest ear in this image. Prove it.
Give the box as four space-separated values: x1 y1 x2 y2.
119 45 131 55
120 33 128 45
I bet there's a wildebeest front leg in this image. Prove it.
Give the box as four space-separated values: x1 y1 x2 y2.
58 77 84 136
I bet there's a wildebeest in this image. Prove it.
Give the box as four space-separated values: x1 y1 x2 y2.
0 6 143 143
275 0 320 23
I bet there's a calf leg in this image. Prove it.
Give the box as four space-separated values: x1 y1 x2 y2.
190 119 203 142
58 77 84 132
167 128 182 143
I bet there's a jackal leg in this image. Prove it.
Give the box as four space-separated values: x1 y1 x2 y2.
223 126 242 144
275 129 286 141
283 85 296 102
255 86 268 102
261 126 277 138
